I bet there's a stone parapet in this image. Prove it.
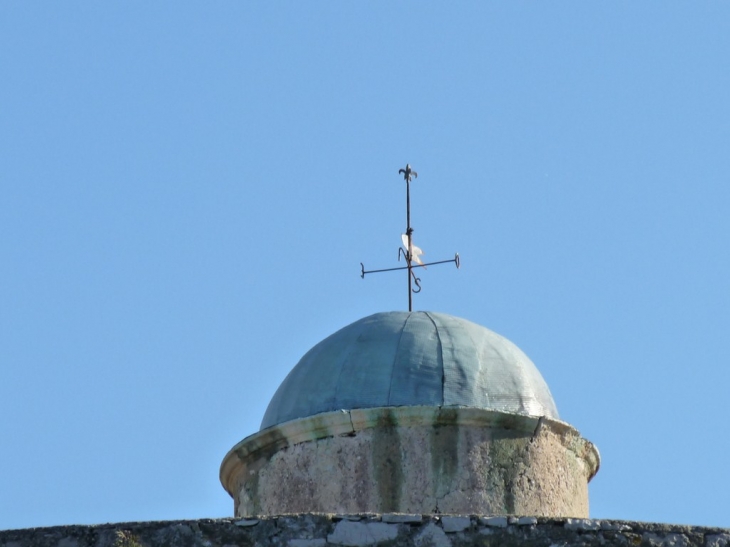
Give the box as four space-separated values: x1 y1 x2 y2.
2 515 728 547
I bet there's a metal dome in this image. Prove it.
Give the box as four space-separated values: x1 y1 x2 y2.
260 311 559 430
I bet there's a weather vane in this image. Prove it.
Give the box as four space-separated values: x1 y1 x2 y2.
360 164 460 311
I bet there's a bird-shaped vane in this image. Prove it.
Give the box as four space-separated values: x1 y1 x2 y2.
401 233 425 268
360 164 460 311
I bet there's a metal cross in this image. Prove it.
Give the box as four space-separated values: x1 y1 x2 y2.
360 164 460 311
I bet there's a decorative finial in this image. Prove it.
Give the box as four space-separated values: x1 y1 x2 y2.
398 164 417 182
360 164 460 311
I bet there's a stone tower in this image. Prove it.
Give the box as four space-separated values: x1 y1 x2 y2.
220 311 599 517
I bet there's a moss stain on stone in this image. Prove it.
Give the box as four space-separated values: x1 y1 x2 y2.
485 436 526 514
371 409 403 512
236 426 291 516
430 408 460 500
244 465 261 516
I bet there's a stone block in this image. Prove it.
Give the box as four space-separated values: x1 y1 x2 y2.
326 520 398 546
707 535 730 547
641 532 692 547
479 516 508 527
381 514 423 524
441 516 471 533
234 519 259 527
601 521 632 531
663 533 691 547
415 523 451 547
288 540 326 547
564 518 601 531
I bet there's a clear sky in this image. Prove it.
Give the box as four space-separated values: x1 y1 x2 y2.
1 2 729 531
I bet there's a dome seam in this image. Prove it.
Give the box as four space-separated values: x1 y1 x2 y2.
331 318 367 411
463 320 491 409
385 311 411 406
422 311 445 406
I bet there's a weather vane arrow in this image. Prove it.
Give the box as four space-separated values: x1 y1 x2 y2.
360 164 460 311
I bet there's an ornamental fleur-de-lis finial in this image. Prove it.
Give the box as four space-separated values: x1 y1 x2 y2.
398 164 418 183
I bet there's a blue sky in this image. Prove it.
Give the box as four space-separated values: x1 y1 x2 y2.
1 2 729 531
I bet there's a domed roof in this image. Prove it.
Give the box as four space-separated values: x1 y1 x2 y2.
260 311 559 430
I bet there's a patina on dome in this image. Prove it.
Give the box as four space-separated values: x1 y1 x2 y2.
261 311 558 430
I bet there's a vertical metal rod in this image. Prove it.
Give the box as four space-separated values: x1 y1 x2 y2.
406 178 412 312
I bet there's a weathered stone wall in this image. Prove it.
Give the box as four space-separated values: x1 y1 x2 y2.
221 407 599 518
2 515 728 547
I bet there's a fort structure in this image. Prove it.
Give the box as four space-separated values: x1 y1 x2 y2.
3 310 730 546
3 163 725 545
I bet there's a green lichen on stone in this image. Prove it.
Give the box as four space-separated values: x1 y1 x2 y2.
430 409 460 500
113 531 143 547
371 408 403 512
236 426 289 516
484 435 528 514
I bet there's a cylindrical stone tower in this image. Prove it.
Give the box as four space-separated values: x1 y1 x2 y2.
221 311 599 517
